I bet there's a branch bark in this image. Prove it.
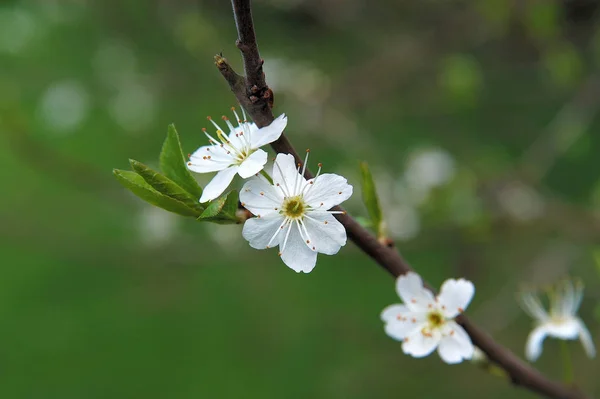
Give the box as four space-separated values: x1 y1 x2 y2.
218 1 590 398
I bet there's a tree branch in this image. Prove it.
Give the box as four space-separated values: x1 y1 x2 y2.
217 1 590 398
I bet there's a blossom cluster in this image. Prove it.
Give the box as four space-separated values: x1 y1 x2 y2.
187 108 596 366
187 109 351 273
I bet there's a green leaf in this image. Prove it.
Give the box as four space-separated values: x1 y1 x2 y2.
113 169 201 217
197 190 240 224
359 162 385 238
129 159 203 213
355 215 373 229
160 124 203 200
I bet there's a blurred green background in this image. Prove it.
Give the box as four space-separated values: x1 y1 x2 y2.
1 0 600 397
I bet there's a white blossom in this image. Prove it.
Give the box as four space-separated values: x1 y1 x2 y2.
381 272 475 364
240 152 352 273
187 109 288 202
521 280 595 361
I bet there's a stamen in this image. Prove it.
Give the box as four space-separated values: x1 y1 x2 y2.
295 220 306 244
274 159 292 197
293 162 301 196
299 219 313 247
266 218 289 248
307 210 346 215
301 149 310 177
275 183 288 198
239 117 252 147
228 113 252 149
300 162 322 196
231 107 241 122
280 221 293 254
246 186 281 204
223 116 238 135
208 117 224 133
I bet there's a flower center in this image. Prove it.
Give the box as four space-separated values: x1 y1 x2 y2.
427 311 445 328
235 148 251 163
282 195 306 219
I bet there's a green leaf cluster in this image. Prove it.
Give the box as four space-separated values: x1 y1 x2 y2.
113 124 240 224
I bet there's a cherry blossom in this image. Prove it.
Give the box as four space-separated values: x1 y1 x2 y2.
381 272 475 364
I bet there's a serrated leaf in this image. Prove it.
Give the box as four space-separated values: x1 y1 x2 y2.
113 169 201 217
160 124 203 200
360 162 384 238
129 159 203 213
197 190 240 224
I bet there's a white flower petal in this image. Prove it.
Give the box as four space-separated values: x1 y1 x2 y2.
569 281 584 316
381 304 411 323
242 213 285 249
577 319 596 358
238 149 268 178
302 213 346 255
304 173 353 210
199 166 239 202
402 328 441 358
437 278 475 318
559 280 576 317
187 145 233 173
525 325 549 361
272 153 304 196
250 113 287 149
437 322 474 364
280 222 318 273
395 272 435 312
239 177 283 217
385 319 425 342
520 293 549 322
544 318 580 339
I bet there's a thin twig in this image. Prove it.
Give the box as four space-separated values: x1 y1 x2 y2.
217 1 590 398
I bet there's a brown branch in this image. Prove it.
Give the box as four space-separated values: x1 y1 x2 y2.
218 1 590 398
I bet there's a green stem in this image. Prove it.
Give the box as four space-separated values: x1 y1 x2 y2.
260 169 273 184
561 341 574 383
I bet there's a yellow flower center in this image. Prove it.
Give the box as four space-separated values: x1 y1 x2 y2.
427 311 445 328
282 195 306 219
